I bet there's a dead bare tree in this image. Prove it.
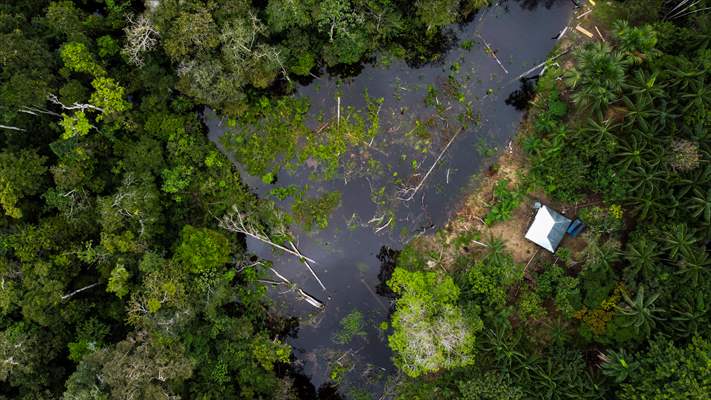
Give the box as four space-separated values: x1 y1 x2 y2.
123 14 160 67
0 125 25 132
47 93 104 113
18 105 60 117
218 205 317 264
61 281 100 301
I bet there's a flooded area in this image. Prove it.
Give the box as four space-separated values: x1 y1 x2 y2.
207 0 574 396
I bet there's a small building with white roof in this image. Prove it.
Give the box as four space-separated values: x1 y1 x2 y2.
524 205 572 253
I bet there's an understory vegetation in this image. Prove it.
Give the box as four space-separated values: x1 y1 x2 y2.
388 1 711 399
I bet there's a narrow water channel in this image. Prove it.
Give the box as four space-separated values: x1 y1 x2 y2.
207 0 574 396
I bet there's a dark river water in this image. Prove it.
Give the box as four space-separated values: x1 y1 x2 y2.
207 0 574 396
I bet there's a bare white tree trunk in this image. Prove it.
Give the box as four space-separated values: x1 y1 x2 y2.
61 281 100 301
0 125 25 132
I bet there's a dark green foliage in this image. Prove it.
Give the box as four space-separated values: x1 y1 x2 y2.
0 1 294 398
457 371 523 399
564 42 628 116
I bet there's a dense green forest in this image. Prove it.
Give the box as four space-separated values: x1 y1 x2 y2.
0 0 709 399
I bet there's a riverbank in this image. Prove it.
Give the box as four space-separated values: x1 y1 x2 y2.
413 0 611 271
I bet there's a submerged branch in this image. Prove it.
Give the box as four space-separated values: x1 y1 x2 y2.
476 34 509 74
398 128 463 201
268 268 324 309
289 241 327 291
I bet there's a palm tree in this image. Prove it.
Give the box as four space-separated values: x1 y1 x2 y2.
615 135 652 172
623 69 666 99
613 20 658 64
687 187 711 225
669 296 709 338
652 99 679 129
675 249 711 288
617 286 665 337
663 223 698 260
624 237 661 283
669 58 704 92
630 192 666 222
578 118 619 154
480 325 525 373
482 235 512 267
567 42 628 117
600 349 639 384
681 78 709 115
622 94 655 128
626 166 665 200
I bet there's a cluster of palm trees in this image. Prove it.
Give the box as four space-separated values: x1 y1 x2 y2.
528 16 710 344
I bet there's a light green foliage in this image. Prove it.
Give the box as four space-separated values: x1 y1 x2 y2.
484 179 523 225
98 174 161 242
222 97 309 177
163 9 220 60
617 337 711 399
291 191 341 230
316 0 368 65
45 1 85 39
0 324 45 384
89 77 131 117
63 333 193 400
518 289 546 320
460 256 522 308
161 165 192 195
60 111 92 139
416 0 461 32
60 42 106 76
174 226 231 273
612 21 657 64
388 268 482 377
223 93 382 181
535 265 581 318
333 310 367 344
252 337 291 370
579 206 624 235
107 265 130 298
0 150 47 219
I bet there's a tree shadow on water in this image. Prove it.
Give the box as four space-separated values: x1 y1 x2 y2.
505 77 538 111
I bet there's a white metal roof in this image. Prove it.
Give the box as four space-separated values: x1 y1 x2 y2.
525 205 571 252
